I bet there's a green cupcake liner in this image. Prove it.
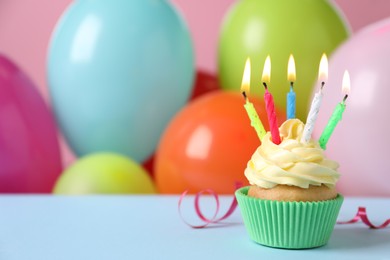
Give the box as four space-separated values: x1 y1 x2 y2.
235 186 344 249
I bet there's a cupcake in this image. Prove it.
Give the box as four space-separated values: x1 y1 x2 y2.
235 119 344 249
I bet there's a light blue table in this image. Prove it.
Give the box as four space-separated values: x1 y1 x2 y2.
0 195 389 259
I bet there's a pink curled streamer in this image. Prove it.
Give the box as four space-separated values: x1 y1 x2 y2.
178 183 242 228
179 187 390 229
337 206 390 229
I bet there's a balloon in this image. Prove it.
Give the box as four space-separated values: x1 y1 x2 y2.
48 0 194 162
190 70 220 99
142 154 155 178
144 70 220 176
312 18 390 196
0 0 387 98
53 153 156 194
155 91 286 194
218 0 349 120
0 55 62 193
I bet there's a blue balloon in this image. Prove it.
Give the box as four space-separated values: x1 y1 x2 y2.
48 0 194 162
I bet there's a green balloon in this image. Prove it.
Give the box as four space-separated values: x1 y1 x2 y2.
53 153 156 194
218 0 349 120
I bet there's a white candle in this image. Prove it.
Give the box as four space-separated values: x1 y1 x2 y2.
301 53 328 143
301 90 323 143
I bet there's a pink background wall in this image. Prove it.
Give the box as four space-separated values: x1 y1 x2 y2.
0 0 389 165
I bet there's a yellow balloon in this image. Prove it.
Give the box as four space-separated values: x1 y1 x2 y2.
53 153 156 194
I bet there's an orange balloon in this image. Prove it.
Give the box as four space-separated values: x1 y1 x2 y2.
155 91 286 194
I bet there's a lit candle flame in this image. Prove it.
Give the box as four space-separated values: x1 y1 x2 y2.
342 70 351 95
241 58 251 95
287 54 296 82
318 53 328 83
262 55 271 83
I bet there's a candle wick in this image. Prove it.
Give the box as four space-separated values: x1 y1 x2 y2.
262 82 268 90
290 82 294 90
321 81 325 90
343 94 348 102
242 91 247 100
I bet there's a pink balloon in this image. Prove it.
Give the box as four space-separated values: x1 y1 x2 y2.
0 55 62 193
0 0 76 167
312 18 390 196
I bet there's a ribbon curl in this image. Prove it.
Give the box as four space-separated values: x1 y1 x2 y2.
337 206 390 229
179 187 390 229
178 183 242 228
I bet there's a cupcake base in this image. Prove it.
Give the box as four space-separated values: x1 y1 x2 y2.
248 184 337 202
236 186 344 249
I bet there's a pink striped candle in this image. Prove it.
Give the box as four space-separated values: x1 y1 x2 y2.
262 56 281 145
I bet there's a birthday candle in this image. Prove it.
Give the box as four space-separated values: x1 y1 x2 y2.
287 54 296 119
262 56 281 145
319 71 350 149
241 58 267 141
301 53 328 143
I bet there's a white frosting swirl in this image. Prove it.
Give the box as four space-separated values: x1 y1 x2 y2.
244 119 340 189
